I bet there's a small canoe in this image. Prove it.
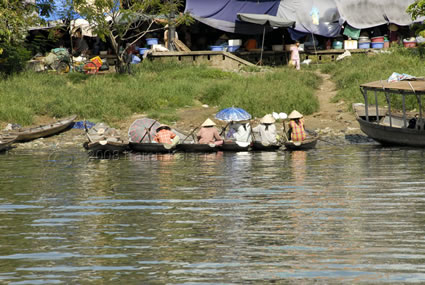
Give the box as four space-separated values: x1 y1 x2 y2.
6 115 77 142
129 142 176 153
177 143 218 152
284 137 318 151
219 142 250 152
251 141 281 151
83 140 129 157
0 135 17 152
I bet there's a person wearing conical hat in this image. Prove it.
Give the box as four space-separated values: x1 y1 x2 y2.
287 110 306 142
154 124 178 144
253 114 277 145
197 118 223 145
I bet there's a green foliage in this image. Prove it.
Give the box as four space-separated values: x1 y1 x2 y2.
0 62 321 125
408 0 425 21
408 1 425 36
0 0 40 45
320 48 425 110
0 43 31 77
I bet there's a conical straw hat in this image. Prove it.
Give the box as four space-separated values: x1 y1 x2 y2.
201 118 216 127
389 24 398 32
288 110 303 119
260 114 276 124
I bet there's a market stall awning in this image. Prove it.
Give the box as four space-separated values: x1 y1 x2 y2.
237 13 295 28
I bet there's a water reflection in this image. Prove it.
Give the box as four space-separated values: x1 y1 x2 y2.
1 146 425 283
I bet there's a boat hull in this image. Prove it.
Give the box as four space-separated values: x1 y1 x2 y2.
177 143 218 152
284 137 318 151
0 136 17 152
9 115 77 142
251 142 281 151
84 141 128 156
129 142 175 153
356 117 425 147
219 142 250 152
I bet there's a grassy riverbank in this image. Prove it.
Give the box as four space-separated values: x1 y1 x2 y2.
320 48 425 110
0 62 320 126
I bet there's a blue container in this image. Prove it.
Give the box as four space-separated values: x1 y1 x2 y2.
371 42 384 49
139 48 149 55
209 45 224 51
146 38 158 46
228 45 240 52
359 42 370 49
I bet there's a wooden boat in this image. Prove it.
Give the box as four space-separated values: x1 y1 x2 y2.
355 79 425 147
219 141 250 152
6 115 77 142
251 141 281 151
83 140 129 156
177 143 218 152
0 135 17 152
284 136 318 151
129 142 176 153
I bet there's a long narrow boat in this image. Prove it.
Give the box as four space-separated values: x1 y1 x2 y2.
177 143 218 152
6 115 77 142
355 80 425 147
219 142 250 152
0 135 17 152
83 140 129 157
251 141 281 151
284 137 318 151
129 142 176 153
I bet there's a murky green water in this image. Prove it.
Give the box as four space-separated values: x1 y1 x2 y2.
1 144 425 284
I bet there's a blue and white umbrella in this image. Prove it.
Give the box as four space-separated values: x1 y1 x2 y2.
215 107 252 122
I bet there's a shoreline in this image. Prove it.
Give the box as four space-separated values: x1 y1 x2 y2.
3 119 369 153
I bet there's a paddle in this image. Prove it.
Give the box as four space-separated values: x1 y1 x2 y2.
139 120 157 143
83 120 94 143
305 129 342 147
181 126 199 143
219 122 231 136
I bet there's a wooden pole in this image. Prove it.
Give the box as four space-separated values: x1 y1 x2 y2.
402 92 407 128
374 90 379 123
362 88 369 122
385 92 392 127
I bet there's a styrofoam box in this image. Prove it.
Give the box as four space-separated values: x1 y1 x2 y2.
344 40 358 50
228 39 242 46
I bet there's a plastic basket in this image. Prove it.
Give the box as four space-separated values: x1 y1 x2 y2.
90 56 103 68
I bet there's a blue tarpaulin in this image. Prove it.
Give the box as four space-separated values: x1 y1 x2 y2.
185 0 420 38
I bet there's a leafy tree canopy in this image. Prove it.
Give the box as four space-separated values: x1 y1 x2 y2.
408 0 425 36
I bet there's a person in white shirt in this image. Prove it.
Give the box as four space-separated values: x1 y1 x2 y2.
227 122 252 143
253 114 278 145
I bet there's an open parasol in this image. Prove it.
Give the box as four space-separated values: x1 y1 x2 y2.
128 118 160 143
215 107 252 122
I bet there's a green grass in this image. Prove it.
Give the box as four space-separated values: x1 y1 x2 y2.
320 47 425 110
0 61 321 126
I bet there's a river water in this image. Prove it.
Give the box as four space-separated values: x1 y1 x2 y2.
1 144 425 284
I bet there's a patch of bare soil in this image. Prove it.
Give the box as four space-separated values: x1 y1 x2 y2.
304 71 361 135
173 105 223 133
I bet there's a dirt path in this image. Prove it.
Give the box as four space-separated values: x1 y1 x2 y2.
304 71 360 134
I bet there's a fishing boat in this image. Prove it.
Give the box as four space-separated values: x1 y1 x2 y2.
129 142 176 153
177 143 218 152
83 140 128 156
219 141 250 152
5 115 77 142
83 122 129 156
354 79 425 147
251 141 281 151
284 136 318 151
0 135 17 152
